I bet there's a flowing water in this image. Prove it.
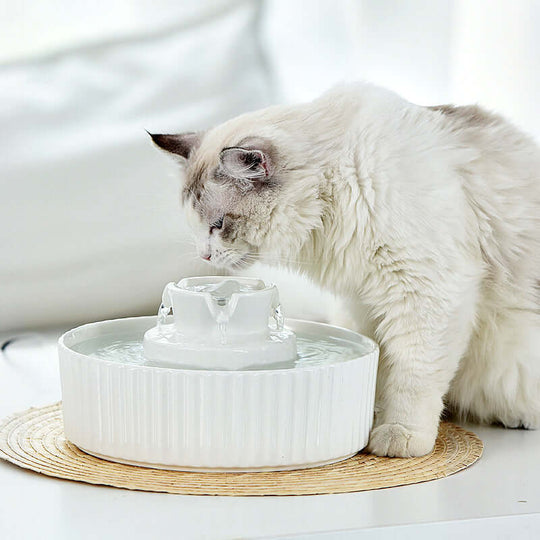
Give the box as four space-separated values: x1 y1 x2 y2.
71 330 373 370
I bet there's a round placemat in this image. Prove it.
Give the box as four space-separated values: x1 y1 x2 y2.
0 403 482 496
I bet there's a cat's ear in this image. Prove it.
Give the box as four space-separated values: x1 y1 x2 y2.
219 146 273 181
147 131 201 160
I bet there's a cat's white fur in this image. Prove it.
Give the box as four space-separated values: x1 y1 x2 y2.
157 83 540 457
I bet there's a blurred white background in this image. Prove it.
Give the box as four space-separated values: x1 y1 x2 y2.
1 0 539 331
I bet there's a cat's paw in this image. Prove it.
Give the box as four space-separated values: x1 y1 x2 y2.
367 423 436 457
498 414 540 430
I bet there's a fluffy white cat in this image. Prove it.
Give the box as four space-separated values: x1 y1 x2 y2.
150 83 540 457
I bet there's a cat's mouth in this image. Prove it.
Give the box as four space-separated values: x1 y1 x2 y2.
203 248 256 270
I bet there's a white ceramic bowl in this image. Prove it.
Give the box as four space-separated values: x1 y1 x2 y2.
58 316 379 472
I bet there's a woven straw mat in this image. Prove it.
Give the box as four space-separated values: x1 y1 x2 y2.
0 402 482 496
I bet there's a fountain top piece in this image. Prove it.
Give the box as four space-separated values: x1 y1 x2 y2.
161 276 281 341
143 276 296 370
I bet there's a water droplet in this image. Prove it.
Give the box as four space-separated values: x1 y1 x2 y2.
273 304 284 331
157 303 172 333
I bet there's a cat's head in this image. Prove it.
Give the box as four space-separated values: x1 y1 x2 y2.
149 122 325 270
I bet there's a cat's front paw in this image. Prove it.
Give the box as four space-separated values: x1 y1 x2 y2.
367 423 436 457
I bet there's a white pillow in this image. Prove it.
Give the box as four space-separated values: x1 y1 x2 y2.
0 1 273 330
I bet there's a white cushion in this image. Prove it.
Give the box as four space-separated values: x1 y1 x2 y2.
0 1 272 330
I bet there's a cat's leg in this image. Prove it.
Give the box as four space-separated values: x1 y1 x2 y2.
366 280 478 457
448 305 540 429
368 342 454 456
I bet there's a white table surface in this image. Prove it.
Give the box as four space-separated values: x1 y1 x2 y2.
1 330 539 540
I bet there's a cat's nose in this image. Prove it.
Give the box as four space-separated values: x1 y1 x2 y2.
201 253 211 261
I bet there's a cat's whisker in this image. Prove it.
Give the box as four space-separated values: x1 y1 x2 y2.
221 249 313 267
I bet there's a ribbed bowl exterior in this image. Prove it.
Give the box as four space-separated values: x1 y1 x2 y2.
59 317 379 471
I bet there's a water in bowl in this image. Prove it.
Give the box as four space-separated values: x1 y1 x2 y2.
71 329 373 370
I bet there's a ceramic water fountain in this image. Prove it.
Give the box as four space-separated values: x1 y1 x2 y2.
58 276 379 471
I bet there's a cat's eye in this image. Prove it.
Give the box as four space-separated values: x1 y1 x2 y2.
210 216 224 233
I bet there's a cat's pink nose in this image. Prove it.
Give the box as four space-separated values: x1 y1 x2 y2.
201 253 211 261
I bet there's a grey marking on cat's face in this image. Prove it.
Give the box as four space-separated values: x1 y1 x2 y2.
182 162 207 206
150 131 280 269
